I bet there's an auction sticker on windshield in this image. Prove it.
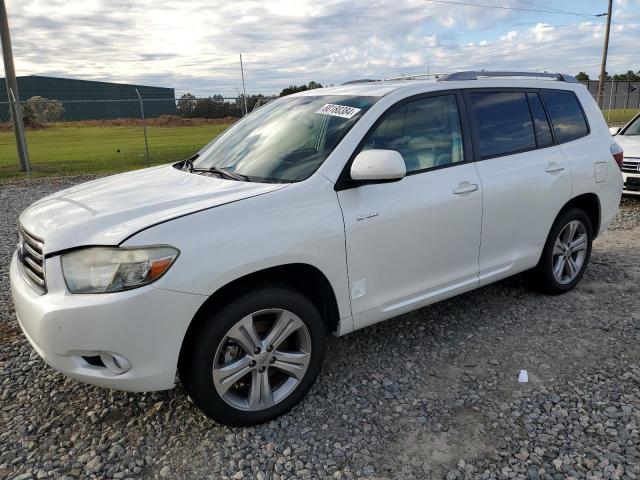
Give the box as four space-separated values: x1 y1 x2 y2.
316 104 362 119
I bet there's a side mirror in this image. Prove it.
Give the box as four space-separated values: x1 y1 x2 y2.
609 126 621 136
350 149 406 182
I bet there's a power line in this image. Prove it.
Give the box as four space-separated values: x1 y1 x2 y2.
425 0 640 33
424 0 604 18
516 0 640 33
513 0 598 20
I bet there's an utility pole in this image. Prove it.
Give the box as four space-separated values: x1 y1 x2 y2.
596 0 613 108
239 53 248 116
0 0 30 171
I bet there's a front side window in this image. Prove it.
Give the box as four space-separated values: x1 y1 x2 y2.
541 90 589 143
361 95 464 173
193 95 379 183
468 91 536 158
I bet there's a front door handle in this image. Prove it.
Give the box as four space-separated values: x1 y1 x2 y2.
545 162 565 173
453 182 479 195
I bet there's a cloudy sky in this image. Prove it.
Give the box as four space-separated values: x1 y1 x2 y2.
5 0 640 96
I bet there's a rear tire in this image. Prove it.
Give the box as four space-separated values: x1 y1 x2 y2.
179 286 326 426
531 208 593 294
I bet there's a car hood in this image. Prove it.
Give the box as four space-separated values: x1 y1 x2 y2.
616 134 640 158
19 165 288 255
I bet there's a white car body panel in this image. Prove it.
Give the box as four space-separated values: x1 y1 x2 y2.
10 76 623 394
10 252 206 391
613 115 640 196
337 163 482 328
19 165 287 254
474 146 572 284
123 174 355 334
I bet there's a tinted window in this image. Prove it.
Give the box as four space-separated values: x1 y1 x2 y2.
526 92 553 147
362 95 464 173
622 114 640 136
469 92 535 158
541 90 588 143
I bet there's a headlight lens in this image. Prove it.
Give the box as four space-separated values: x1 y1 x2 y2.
61 246 179 294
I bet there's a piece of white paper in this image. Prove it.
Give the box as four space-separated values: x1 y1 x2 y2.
518 370 528 383
316 103 361 119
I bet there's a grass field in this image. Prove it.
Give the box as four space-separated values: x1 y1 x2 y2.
1 123 231 182
602 108 640 124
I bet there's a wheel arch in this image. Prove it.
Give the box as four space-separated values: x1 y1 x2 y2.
178 263 341 372
557 192 601 237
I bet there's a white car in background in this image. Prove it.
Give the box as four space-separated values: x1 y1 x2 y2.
610 113 640 195
11 71 623 426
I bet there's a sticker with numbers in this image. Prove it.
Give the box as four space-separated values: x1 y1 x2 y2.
316 103 361 119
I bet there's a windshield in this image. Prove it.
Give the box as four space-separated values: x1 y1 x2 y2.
622 114 640 136
192 95 379 183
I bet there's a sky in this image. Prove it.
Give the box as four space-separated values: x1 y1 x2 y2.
4 0 640 97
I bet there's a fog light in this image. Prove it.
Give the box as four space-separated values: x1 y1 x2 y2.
99 352 131 375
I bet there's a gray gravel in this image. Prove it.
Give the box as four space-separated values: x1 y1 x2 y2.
1 176 639 480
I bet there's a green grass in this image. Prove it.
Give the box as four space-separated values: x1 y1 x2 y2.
602 108 640 125
0 123 231 182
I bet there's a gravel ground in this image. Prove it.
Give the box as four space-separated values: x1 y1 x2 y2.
1 177 639 480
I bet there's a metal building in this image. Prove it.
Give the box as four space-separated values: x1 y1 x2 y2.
1 75 177 121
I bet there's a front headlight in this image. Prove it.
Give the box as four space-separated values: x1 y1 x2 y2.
61 246 179 294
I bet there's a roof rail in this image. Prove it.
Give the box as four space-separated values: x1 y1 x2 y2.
385 73 448 81
437 71 580 83
340 79 380 85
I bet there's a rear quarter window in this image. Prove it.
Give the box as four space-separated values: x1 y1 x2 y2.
526 92 553 148
541 90 589 143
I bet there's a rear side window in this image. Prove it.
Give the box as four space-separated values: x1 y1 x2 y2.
468 92 536 158
541 90 588 143
526 92 553 147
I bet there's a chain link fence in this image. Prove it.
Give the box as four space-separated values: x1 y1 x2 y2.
580 80 640 125
0 95 275 181
2 82 640 181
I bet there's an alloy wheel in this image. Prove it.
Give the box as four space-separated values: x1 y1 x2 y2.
551 220 588 284
212 308 311 411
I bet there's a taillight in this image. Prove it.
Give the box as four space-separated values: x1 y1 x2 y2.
610 143 624 170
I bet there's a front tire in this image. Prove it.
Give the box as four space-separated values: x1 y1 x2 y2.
532 208 593 294
180 287 326 426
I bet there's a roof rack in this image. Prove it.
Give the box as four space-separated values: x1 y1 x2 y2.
340 79 380 85
437 71 580 83
385 73 448 81
340 73 448 85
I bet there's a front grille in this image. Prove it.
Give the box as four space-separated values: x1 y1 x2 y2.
622 157 640 174
18 225 47 294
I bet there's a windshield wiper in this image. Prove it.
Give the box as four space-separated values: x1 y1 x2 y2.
191 165 250 182
182 153 200 172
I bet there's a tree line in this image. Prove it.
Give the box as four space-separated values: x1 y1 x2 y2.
170 70 640 121
575 70 640 81
175 81 325 119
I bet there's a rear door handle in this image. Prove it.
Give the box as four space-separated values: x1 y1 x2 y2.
545 162 565 173
453 182 479 195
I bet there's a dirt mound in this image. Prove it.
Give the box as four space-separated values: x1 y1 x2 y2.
0 119 47 131
0 115 237 131
76 115 238 128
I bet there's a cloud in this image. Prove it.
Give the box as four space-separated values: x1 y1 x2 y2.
4 0 640 96
501 31 518 41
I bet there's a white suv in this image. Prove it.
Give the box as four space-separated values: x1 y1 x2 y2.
10 71 623 426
